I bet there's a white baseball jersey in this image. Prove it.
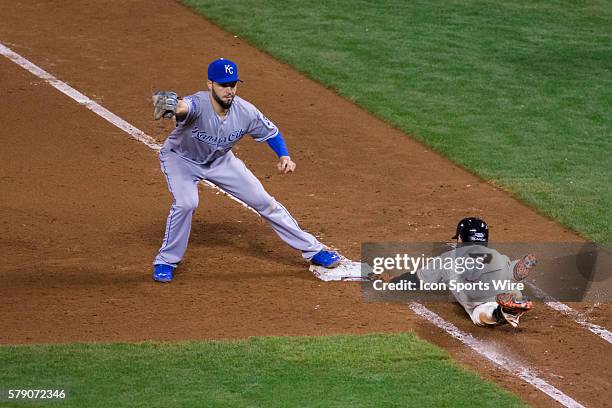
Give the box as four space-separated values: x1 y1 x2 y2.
417 244 522 310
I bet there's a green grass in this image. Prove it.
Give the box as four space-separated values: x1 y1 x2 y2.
0 333 525 407
182 0 612 242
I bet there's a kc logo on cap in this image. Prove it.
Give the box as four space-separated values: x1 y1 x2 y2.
208 58 242 83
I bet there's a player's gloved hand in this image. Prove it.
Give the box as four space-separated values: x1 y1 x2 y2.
277 156 296 174
513 254 537 281
152 91 179 120
495 292 533 328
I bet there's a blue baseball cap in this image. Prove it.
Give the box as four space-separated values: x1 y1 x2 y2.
208 58 242 83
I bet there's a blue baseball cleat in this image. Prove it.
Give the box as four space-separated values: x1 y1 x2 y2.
310 249 342 268
153 264 175 283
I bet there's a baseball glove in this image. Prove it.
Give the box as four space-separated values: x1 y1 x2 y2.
513 253 537 281
495 292 533 327
152 91 179 120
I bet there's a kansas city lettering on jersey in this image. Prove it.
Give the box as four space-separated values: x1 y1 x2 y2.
162 92 278 164
191 126 246 146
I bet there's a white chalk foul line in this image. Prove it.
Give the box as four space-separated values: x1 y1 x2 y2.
409 302 586 408
527 282 612 345
0 41 593 407
0 43 160 152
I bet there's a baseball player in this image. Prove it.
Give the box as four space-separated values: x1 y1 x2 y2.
394 218 536 327
150 58 341 283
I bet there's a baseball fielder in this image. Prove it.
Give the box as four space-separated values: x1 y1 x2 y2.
395 218 536 327
150 58 341 282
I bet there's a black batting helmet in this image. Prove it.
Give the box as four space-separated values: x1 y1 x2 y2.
452 217 489 243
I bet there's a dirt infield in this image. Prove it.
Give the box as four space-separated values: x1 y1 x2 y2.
0 1 610 406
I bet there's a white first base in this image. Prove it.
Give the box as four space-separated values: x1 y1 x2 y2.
309 259 374 282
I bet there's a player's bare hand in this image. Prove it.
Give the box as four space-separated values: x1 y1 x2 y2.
277 156 296 174
277 156 296 173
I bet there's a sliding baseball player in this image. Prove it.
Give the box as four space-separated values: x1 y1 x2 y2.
393 218 536 327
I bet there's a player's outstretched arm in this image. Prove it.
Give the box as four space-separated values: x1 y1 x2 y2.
174 100 189 120
152 91 189 120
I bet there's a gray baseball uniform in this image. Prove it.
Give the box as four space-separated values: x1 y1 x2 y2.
417 244 523 325
153 91 323 267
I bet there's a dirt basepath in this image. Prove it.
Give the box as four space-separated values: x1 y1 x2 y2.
0 1 609 406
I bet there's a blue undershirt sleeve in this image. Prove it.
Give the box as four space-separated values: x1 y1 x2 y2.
266 132 290 157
